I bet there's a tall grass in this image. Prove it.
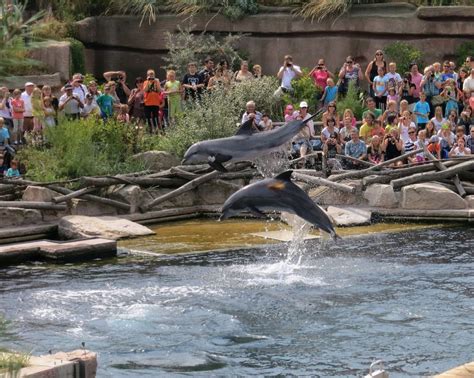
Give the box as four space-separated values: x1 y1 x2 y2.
0 352 30 372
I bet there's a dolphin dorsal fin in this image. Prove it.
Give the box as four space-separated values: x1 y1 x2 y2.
274 170 293 181
235 119 254 136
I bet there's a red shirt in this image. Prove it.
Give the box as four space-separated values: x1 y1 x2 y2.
311 69 330 89
143 80 163 106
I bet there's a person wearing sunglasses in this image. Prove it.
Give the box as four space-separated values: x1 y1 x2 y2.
338 55 362 95
365 50 387 97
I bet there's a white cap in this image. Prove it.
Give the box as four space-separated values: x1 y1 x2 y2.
299 101 308 108
24 82 35 87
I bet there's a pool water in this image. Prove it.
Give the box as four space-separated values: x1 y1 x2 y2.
0 224 472 377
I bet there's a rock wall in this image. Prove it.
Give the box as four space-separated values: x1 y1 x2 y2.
75 3 474 81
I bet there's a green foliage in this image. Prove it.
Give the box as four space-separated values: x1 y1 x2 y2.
66 38 86 75
455 41 474 68
0 351 30 372
163 26 246 77
336 80 364 119
152 76 280 157
282 68 322 113
28 0 111 22
30 17 70 40
0 1 45 76
19 118 146 181
384 41 424 75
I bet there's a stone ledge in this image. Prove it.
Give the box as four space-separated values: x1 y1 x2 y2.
0 73 62 90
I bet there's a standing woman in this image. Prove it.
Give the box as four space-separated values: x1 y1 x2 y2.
128 77 145 125
233 61 254 83
142 69 162 134
309 58 333 91
365 50 387 97
338 56 363 95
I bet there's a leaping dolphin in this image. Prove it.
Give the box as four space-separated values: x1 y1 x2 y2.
220 170 339 240
182 114 317 172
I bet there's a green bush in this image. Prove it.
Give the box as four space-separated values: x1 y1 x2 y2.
282 68 322 113
67 38 86 75
456 41 474 68
152 76 280 157
163 26 246 77
336 81 364 120
19 117 146 182
384 41 424 74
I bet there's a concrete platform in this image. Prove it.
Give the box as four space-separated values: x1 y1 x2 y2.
0 238 117 266
436 361 474 377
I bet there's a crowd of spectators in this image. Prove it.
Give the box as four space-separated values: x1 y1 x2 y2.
0 51 473 177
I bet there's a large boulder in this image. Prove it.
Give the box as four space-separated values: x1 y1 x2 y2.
58 215 154 240
327 206 371 226
465 195 474 209
363 184 398 208
401 183 467 210
22 186 60 202
70 199 119 216
195 180 243 206
309 180 364 206
106 185 142 213
0 207 43 228
132 151 180 171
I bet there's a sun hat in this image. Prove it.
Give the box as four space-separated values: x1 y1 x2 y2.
299 101 308 108
24 82 34 87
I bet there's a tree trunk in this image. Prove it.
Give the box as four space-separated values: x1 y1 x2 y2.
292 172 356 193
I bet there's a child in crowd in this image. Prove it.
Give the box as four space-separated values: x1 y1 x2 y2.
386 87 399 110
116 104 130 124
43 97 56 128
164 70 182 124
427 135 441 159
372 66 387 110
342 108 357 128
367 135 383 164
425 120 436 139
371 119 385 140
384 114 398 134
11 89 24 144
321 78 338 109
82 93 100 118
413 92 430 129
382 100 398 126
31 87 44 133
449 138 471 157
284 104 297 122
258 113 273 131
440 79 459 118
6 160 20 178
415 129 428 162
96 85 115 120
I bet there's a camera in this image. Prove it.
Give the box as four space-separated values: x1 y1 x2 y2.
286 63 292 67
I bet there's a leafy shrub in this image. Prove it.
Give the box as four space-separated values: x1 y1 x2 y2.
455 41 474 68
31 17 70 40
19 117 146 181
151 76 280 157
163 26 246 77
282 68 322 113
384 41 424 75
66 38 86 75
336 81 364 119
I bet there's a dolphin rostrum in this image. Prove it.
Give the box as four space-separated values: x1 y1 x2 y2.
220 170 339 240
182 114 317 172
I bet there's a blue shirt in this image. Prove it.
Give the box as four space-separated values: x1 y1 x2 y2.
96 94 114 117
324 86 338 104
0 126 9 144
6 168 20 178
413 101 430 124
345 140 367 158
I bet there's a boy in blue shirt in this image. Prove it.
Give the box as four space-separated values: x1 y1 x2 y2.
321 78 338 108
96 86 115 120
413 92 430 130
6 160 20 178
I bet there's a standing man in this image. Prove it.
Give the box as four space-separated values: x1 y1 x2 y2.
21 82 34 134
198 57 214 88
275 55 302 97
59 84 84 120
103 70 131 104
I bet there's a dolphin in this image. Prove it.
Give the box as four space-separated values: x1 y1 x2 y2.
220 170 339 240
182 114 317 172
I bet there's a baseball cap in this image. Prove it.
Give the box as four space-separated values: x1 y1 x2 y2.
299 101 308 108
285 104 294 110
429 136 439 143
64 83 73 90
24 82 34 87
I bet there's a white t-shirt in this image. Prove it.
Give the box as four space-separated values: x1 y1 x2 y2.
322 126 340 140
463 76 474 93
72 84 88 103
21 91 33 117
279 65 301 90
59 93 81 115
384 72 402 92
399 121 416 143
0 98 12 119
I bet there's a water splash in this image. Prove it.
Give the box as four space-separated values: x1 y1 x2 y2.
254 148 290 178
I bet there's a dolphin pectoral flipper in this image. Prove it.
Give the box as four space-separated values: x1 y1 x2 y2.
248 206 268 219
208 153 232 172
235 119 254 136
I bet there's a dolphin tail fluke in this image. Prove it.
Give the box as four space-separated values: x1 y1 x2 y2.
210 160 228 172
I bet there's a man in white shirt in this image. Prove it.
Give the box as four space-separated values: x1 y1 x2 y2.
275 55 302 96
463 68 474 97
21 82 35 132
71 73 88 103
59 84 84 119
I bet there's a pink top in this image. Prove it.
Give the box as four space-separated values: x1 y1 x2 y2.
11 98 25 120
311 69 330 89
411 72 423 97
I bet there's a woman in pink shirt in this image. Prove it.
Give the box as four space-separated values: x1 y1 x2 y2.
309 59 333 91
409 63 423 99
